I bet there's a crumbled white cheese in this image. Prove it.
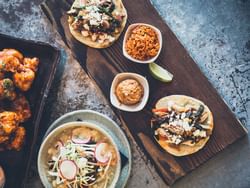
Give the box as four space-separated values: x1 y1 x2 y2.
86 0 101 6
193 130 206 137
107 35 115 42
89 12 101 25
181 121 192 131
181 112 186 119
89 19 99 25
169 120 176 126
91 11 101 21
169 120 192 131
171 135 182 144
84 5 103 26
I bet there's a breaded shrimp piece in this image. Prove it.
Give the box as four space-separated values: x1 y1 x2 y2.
0 135 9 144
0 111 19 135
0 55 21 72
0 79 16 101
0 49 23 61
23 57 39 72
13 67 35 91
7 126 25 151
11 94 31 122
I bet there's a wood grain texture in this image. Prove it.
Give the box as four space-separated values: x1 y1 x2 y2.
41 0 247 185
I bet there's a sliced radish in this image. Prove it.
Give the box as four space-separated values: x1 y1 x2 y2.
59 160 77 181
94 143 111 163
72 134 91 144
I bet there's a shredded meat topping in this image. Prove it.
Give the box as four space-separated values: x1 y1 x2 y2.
152 103 210 145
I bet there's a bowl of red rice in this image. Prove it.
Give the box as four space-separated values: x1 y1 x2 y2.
123 23 162 64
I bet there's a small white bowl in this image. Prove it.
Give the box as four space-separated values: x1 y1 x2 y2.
122 23 163 64
110 72 149 112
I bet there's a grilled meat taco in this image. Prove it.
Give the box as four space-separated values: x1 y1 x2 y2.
151 95 214 156
67 0 127 48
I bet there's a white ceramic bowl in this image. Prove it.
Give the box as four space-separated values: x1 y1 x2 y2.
110 72 149 112
38 121 121 188
122 23 163 64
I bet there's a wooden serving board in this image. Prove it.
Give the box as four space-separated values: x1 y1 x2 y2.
41 0 247 185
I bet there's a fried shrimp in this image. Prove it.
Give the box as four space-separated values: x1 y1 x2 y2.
0 55 21 73
0 106 28 149
0 111 19 136
0 49 23 61
7 126 25 151
11 94 31 122
0 48 38 151
0 79 16 100
13 67 35 91
23 57 39 72
0 135 9 145
0 49 39 91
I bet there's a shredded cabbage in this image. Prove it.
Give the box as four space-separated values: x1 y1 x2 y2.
47 140 112 187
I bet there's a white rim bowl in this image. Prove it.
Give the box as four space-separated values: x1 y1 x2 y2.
110 72 149 112
122 23 163 64
38 121 121 188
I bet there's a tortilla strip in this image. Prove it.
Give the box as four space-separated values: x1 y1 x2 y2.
68 0 127 48
154 95 214 156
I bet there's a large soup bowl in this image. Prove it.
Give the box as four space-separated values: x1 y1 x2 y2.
38 121 121 188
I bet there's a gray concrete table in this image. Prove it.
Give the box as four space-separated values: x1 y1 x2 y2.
0 0 249 188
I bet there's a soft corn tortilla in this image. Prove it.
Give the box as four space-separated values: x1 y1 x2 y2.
68 0 127 48
154 95 214 156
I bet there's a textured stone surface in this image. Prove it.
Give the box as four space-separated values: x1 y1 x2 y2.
150 0 250 128
149 0 250 188
0 0 249 187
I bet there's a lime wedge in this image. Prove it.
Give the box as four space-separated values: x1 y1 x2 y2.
149 62 173 82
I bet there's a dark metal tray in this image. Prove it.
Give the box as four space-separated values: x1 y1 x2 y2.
0 33 60 188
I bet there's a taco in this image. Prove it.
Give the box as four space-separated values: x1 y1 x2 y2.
151 95 214 156
67 0 127 48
